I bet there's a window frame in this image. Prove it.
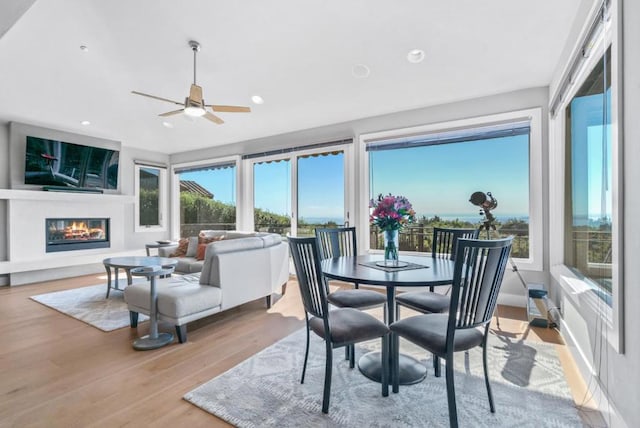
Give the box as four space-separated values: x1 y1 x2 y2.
134 163 167 233
243 143 354 236
549 2 623 353
357 108 543 271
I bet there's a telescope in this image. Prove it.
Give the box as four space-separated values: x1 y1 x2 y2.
469 191 498 233
469 191 498 211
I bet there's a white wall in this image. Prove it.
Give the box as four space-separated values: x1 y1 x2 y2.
172 87 551 305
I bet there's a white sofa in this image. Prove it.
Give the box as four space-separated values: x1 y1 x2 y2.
124 231 289 343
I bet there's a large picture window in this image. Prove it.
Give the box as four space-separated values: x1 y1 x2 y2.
564 46 612 304
367 124 530 258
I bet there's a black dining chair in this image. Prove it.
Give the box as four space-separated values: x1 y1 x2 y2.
315 227 387 364
288 236 390 414
390 237 513 428
396 227 479 315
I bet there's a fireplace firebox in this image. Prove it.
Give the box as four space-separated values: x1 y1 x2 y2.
46 218 110 252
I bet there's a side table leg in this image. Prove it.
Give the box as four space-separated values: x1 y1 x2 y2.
132 273 173 351
105 265 112 298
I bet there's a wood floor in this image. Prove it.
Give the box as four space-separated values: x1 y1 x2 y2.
0 273 602 427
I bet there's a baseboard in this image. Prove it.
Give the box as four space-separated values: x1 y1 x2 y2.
497 292 526 308
560 318 628 428
9 263 105 286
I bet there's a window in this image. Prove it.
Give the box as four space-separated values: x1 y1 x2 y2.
564 47 613 304
549 0 622 352
248 145 350 238
134 164 166 232
176 162 237 237
367 124 530 258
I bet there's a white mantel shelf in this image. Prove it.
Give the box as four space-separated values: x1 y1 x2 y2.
0 189 135 203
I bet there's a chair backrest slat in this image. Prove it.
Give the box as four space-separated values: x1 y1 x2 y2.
448 237 513 335
315 227 357 260
432 227 479 261
289 237 329 319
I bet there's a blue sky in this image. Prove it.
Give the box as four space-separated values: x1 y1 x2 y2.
370 135 529 217
179 136 531 221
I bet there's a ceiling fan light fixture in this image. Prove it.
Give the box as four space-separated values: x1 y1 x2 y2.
184 106 206 117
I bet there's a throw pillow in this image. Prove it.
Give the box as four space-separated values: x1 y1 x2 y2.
185 236 199 257
196 243 208 261
169 238 189 257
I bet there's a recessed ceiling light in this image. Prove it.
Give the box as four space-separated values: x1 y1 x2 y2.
251 95 264 105
407 49 425 64
352 64 370 78
162 121 174 128
80 45 89 52
81 120 90 126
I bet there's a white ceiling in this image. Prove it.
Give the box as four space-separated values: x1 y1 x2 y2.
0 0 583 154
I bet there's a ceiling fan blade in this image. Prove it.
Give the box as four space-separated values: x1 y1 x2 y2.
204 111 224 124
131 91 183 106
189 84 204 104
159 109 184 117
207 105 251 113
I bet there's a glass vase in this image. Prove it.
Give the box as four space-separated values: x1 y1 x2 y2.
383 229 399 266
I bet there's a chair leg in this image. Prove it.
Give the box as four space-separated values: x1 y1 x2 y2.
175 325 187 343
482 327 495 412
129 311 139 328
301 320 310 384
433 353 441 377
349 344 355 368
322 340 333 414
381 334 389 397
354 281 359 290
345 345 350 361
445 353 459 428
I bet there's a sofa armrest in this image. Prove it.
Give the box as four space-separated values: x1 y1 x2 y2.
158 246 178 257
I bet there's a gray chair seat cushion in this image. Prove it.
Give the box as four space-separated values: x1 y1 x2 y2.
396 291 450 313
309 308 389 347
328 289 386 310
390 313 483 355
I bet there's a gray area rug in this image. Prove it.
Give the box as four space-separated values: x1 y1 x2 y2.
30 281 148 331
184 328 582 427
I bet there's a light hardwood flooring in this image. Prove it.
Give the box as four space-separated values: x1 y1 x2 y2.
0 274 604 427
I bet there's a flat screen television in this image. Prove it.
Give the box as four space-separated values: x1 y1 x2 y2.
24 136 119 190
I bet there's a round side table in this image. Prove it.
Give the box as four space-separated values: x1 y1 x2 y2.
130 265 175 351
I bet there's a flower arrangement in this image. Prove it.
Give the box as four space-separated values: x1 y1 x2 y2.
369 194 416 231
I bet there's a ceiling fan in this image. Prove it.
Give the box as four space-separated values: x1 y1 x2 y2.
131 40 250 124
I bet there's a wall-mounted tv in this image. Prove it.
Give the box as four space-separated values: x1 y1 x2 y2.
24 136 119 190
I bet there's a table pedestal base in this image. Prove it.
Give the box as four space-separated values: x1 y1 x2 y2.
358 351 427 385
133 332 174 351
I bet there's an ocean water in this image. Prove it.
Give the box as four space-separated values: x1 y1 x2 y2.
299 214 529 225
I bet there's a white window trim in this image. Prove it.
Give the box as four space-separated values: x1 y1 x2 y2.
170 155 241 239
548 1 623 353
357 108 543 271
134 164 167 233
243 143 354 236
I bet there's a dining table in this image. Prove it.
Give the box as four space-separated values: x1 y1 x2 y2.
321 253 455 389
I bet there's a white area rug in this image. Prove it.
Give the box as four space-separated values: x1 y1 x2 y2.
30 281 149 331
184 328 583 427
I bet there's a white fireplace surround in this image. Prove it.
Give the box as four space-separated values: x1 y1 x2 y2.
0 189 138 283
